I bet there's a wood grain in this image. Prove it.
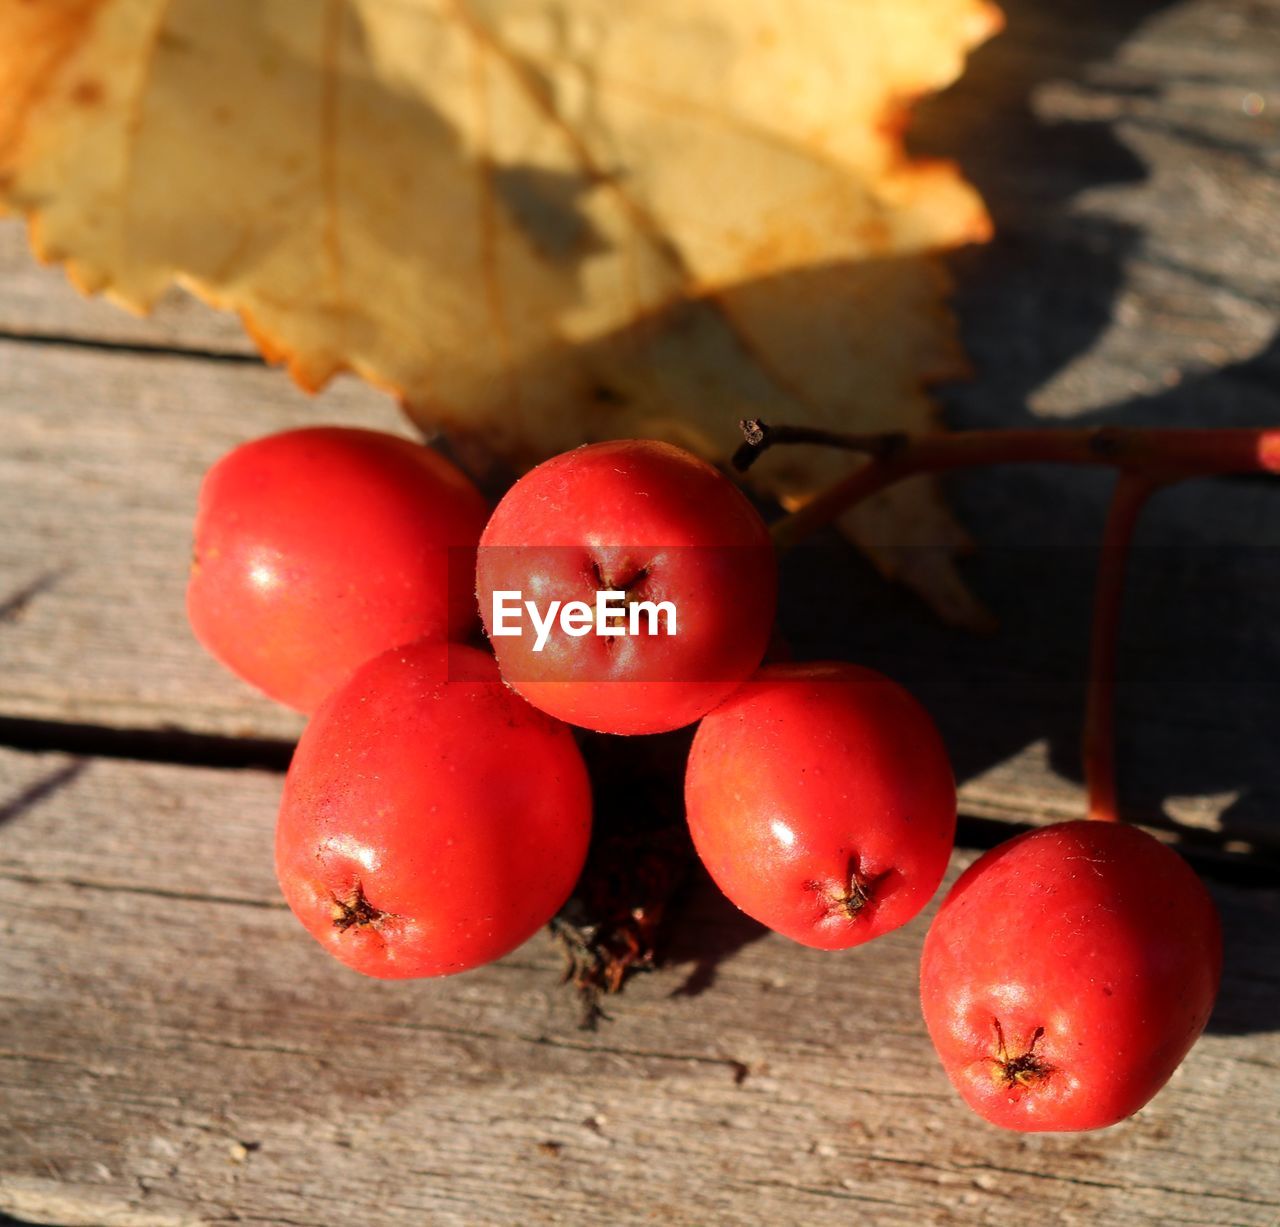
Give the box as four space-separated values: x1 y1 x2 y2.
1 746 1277 1227
909 0 1280 855
1 0 1277 850
1 2 1279 1219
0 336 407 742
5 328 1276 849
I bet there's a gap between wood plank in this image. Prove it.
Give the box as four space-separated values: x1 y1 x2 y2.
0 712 1275 886
0 327 266 367
0 716 292 772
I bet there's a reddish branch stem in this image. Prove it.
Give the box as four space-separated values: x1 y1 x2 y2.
1083 476 1161 824
737 422 1280 549
734 420 1280 480
736 419 1280 824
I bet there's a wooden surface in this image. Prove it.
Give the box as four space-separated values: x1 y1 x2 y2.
3 748 1279 1227
2 0 1279 1223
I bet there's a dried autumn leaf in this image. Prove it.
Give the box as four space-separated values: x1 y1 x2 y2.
0 0 1000 624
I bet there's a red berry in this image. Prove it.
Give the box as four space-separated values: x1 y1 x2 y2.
476 440 776 735
684 662 956 949
920 820 1222 1132
187 427 489 711
275 640 592 978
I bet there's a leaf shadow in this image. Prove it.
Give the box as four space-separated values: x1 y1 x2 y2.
269 0 1278 1031
832 0 1280 1036
573 0 1280 1027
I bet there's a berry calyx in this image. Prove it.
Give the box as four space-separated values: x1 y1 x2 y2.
275 640 593 979
920 820 1222 1132
684 662 956 950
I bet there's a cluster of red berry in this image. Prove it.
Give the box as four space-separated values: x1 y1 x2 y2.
187 425 1221 1133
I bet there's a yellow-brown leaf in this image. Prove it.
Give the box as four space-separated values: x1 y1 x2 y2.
0 0 1000 623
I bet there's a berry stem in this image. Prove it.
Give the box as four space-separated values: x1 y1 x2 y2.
736 419 1280 825
735 419 1280 484
739 420 1280 549
1083 475 1161 824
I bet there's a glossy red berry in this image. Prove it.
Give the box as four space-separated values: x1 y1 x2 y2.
275 640 592 978
188 426 489 711
685 662 956 949
920 820 1222 1132
476 439 776 735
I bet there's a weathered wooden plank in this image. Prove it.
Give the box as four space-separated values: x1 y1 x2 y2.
0 337 411 743
2 333 1278 850
916 0 1280 852
0 746 1277 1227
914 0 1280 428
0 0 1277 848
0 4 1275 1224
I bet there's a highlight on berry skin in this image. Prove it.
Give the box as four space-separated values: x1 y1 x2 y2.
684 661 957 951
920 821 1221 1133
186 426 489 712
274 640 593 980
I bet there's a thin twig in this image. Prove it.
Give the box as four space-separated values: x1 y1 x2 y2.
740 419 1280 549
736 419 1280 513
734 419 908 471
